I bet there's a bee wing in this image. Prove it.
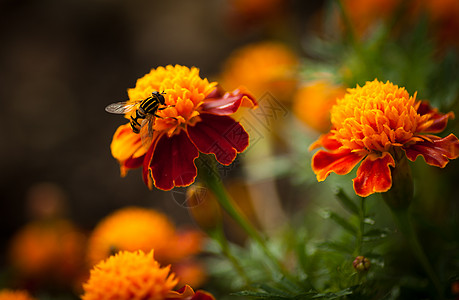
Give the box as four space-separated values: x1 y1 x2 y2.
105 101 140 114
140 115 155 149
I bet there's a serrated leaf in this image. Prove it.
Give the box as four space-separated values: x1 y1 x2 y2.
335 188 359 215
328 212 358 235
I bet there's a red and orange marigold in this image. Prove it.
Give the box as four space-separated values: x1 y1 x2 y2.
110 65 256 191
82 250 214 300
310 79 459 197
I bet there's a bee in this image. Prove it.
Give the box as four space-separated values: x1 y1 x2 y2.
105 91 174 145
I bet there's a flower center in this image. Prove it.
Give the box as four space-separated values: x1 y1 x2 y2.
127 65 217 136
330 80 425 153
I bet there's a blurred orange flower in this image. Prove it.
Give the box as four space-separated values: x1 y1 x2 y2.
86 207 206 288
8 219 86 287
311 79 459 197
0 289 36 300
293 81 347 132
221 42 298 101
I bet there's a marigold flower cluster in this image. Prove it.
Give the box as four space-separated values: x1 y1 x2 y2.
86 206 205 287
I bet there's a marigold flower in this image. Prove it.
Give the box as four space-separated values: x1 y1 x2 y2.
0 290 36 300
82 250 178 300
8 219 86 285
293 81 347 132
221 42 298 101
311 79 459 197
110 65 256 191
87 206 202 266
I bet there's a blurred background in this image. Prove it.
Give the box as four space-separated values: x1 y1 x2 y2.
0 0 323 271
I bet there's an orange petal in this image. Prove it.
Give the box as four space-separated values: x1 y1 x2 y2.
353 152 395 197
309 132 342 151
404 134 459 168
312 149 364 181
110 123 146 161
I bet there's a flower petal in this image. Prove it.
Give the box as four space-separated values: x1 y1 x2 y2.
166 285 215 300
149 131 200 191
352 152 395 197
110 123 147 176
404 134 459 168
416 100 455 133
309 132 342 151
187 113 249 165
312 149 364 181
201 86 257 115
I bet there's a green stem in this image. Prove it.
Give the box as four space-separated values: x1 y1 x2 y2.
335 0 359 49
354 197 366 257
208 225 252 286
390 207 443 298
197 155 289 277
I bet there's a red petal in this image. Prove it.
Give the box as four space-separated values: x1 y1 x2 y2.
416 100 455 133
309 132 342 151
353 152 395 197
166 285 215 300
187 113 248 165
312 149 364 181
149 131 199 191
404 134 459 168
201 86 257 115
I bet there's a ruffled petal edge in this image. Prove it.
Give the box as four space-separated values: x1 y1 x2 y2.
187 113 249 165
166 285 215 300
312 149 364 181
146 131 200 191
416 100 455 133
352 152 395 197
404 134 459 168
201 86 257 115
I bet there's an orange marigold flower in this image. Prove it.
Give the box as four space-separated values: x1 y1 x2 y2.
110 65 256 191
293 81 347 132
8 219 86 284
82 250 178 300
0 290 36 300
86 206 202 266
221 42 298 101
311 79 459 197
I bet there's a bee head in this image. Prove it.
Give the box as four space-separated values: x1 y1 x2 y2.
152 91 166 105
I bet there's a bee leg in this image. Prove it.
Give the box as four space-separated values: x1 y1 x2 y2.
157 105 175 111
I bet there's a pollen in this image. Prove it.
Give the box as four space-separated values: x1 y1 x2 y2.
330 79 427 153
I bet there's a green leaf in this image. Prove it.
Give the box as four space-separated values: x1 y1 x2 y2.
311 288 353 299
327 211 358 235
363 228 390 242
335 188 359 215
319 241 354 253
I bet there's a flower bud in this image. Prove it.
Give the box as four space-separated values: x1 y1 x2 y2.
353 256 371 272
